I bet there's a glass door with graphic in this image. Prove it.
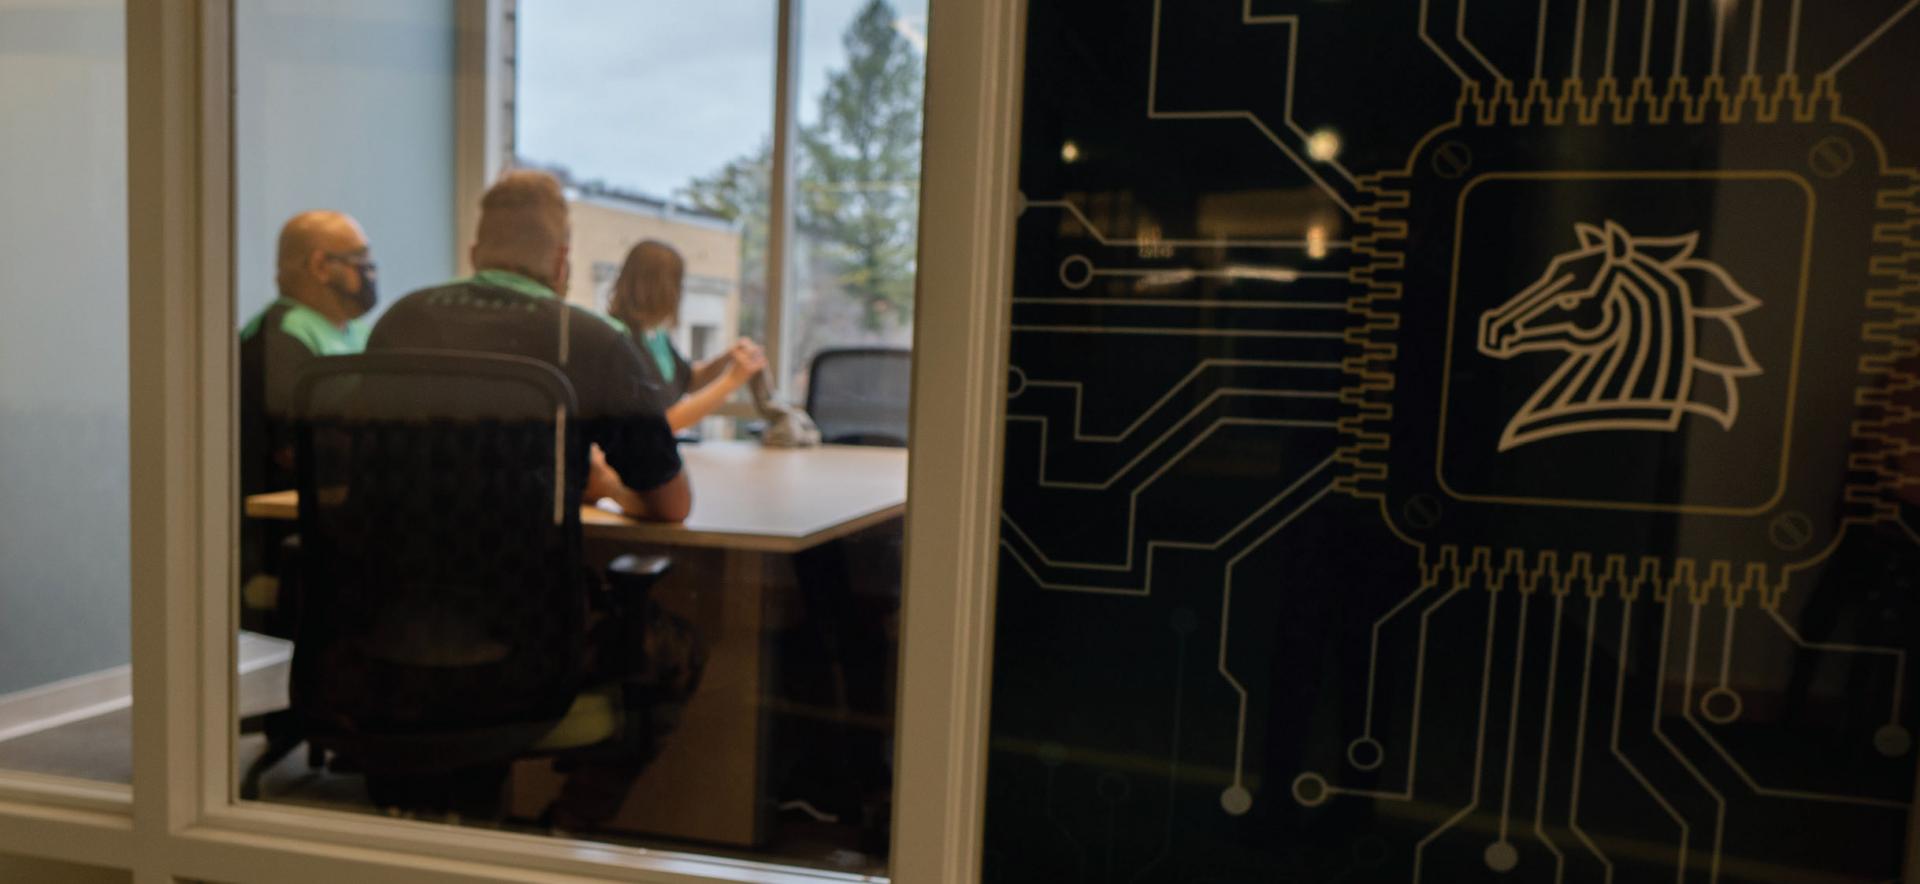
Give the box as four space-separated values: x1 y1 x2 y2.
985 1 1920 881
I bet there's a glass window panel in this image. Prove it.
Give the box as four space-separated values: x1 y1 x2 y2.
515 4 906 873
0 0 132 785
233 3 912 878
517 0 771 421
786 0 926 416
229 0 459 816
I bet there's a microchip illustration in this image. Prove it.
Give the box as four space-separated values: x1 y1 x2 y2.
986 3 1920 881
1354 82 1914 591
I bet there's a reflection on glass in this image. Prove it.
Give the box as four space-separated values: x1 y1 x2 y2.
0 0 132 785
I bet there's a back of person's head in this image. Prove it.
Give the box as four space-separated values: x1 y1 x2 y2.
472 170 570 289
608 240 686 332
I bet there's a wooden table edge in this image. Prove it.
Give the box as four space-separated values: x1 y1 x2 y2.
243 492 906 554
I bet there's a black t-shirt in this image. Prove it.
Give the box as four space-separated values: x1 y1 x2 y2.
366 272 683 493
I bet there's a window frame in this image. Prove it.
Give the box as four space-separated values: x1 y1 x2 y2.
765 0 804 392
0 0 1023 881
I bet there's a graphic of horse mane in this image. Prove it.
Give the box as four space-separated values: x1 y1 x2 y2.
1477 220 1764 451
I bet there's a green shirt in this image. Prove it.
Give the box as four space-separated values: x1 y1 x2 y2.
468 268 634 336
640 329 679 384
239 297 369 356
469 268 559 302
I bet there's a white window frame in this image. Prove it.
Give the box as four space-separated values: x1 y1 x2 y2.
0 0 1022 880
765 0 804 392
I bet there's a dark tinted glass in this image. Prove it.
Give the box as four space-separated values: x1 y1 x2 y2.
986 2 1920 881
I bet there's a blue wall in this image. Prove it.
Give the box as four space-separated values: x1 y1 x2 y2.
234 0 459 326
0 0 131 696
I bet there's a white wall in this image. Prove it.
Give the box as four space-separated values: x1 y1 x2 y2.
0 0 131 695
233 0 460 324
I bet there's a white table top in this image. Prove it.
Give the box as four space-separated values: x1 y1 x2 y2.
244 440 908 554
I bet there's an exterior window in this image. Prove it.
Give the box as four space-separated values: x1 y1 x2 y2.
589 259 620 312
784 0 927 403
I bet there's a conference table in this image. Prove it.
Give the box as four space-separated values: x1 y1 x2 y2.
243 440 909 847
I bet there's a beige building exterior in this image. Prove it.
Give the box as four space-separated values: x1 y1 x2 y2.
561 186 744 367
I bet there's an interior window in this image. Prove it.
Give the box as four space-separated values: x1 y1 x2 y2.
230 2 921 876
0 0 133 787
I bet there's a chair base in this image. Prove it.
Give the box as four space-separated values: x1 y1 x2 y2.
238 709 312 801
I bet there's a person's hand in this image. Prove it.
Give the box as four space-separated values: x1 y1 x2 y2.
583 444 623 504
723 338 768 387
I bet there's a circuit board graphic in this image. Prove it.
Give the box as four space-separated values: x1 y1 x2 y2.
986 1 1920 881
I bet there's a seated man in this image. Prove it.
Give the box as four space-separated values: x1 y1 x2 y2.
368 171 688 521
239 210 379 598
366 170 698 826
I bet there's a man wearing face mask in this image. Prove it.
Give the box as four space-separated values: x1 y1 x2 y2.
238 210 379 594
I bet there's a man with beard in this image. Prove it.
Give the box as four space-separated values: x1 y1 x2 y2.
239 210 380 593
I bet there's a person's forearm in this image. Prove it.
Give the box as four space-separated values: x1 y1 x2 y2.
603 484 650 517
689 355 728 390
604 473 693 523
665 377 741 432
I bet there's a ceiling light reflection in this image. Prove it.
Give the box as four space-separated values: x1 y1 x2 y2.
1306 128 1342 163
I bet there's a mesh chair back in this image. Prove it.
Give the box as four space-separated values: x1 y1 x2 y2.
804 347 912 447
287 352 588 767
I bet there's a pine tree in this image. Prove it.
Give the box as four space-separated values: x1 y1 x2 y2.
796 0 924 330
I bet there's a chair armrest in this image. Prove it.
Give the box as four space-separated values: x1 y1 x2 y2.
603 554 671 609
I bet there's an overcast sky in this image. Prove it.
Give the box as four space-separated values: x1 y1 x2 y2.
515 0 927 199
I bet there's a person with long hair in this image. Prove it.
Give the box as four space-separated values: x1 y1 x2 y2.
607 239 767 432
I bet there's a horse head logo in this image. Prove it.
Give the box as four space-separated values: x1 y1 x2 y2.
1477 220 1763 451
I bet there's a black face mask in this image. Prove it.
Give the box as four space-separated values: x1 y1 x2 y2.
330 261 378 316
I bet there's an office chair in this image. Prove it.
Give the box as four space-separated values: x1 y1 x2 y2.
803 347 911 447
239 351 678 817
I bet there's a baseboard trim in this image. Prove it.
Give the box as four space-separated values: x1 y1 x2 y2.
0 633 291 744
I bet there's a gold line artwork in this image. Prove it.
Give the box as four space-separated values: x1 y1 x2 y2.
1432 170 1816 516
1478 219 1764 451
995 4 1920 877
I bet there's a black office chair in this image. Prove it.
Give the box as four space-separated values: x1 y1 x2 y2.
804 347 911 447
239 351 678 817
